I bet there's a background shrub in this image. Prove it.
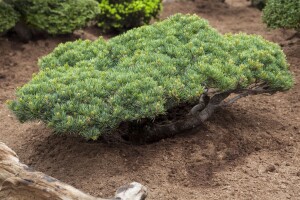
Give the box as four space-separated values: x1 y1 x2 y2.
250 0 267 10
97 0 162 31
8 14 293 140
262 0 300 30
6 0 99 34
0 0 19 33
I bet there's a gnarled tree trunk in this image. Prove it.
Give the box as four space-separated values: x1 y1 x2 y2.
0 142 147 200
126 87 274 144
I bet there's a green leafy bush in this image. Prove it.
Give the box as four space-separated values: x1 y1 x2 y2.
7 0 99 34
262 0 300 30
97 0 162 31
8 14 293 140
0 1 19 33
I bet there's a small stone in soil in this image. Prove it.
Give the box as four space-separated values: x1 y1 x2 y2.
265 165 276 173
0 74 6 79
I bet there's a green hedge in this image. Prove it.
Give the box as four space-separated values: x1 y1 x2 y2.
263 0 300 30
0 1 19 33
7 0 100 34
8 14 293 140
2 0 162 35
97 0 162 31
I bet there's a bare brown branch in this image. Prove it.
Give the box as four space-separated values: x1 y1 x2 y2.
190 93 209 116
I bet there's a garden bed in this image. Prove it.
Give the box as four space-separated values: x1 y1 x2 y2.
0 0 300 199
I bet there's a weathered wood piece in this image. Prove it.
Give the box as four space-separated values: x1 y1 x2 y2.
0 142 147 200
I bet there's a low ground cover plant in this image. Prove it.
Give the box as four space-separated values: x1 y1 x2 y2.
0 0 19 33
97 0 162 31
8 14 293 142
262 0 300 30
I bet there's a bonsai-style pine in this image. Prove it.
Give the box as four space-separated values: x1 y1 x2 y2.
0 0 19 33
262 0 300 31
8 14 293 143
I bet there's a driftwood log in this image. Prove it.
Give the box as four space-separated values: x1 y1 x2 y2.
0 142 147 200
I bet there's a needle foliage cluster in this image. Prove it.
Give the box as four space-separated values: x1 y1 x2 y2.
262 0 300 30
5 0 100 34
97 0 162 31
0 0 19 33
8 14 293 140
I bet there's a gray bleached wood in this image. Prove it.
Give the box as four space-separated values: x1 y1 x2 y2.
0 142 147 200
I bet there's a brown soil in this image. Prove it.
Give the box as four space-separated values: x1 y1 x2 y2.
1 0 300 199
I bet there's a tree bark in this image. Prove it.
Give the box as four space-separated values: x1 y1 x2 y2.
13 22 33 42
127 92 230 144
0 142 147 200
126 87 272 144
